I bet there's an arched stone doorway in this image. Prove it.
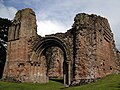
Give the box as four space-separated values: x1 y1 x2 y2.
31 36 71 86
45 46 64 79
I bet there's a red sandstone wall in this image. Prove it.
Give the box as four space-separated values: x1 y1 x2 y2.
3 8 37 82
3 8 119 85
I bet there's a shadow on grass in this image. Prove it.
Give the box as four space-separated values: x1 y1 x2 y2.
49 79 70 89
116 83 120 88
50 79 64 84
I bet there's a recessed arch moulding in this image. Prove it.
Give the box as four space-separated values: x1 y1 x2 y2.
3 8 120 86
30 36 72 85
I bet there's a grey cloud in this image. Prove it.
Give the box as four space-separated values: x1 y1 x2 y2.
1 0 120 50
36 0 120 50
0 3 17 19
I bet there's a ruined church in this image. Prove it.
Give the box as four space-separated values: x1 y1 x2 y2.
3 8 120 86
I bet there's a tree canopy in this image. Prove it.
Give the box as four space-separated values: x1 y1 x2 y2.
0 17 11 78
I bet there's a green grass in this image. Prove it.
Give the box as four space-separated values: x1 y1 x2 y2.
0 74 120 90
66 74 120 90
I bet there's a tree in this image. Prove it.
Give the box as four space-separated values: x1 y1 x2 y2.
0 18 11 78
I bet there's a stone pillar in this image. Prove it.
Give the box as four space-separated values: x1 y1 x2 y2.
63 60 66 86
68 61 71 86
29 63 31 82
63 61 70 87
34 63 37 83
36 63 38 83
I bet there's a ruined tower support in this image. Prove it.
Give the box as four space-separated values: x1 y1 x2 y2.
71 13 119 85
3 8 37 82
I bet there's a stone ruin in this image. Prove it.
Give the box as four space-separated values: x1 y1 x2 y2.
3 8 120 86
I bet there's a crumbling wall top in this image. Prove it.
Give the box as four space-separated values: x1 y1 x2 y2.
73 13 112 32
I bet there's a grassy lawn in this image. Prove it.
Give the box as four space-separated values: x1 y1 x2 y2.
0 74 120 90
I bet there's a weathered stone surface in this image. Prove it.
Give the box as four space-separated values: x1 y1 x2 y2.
3 8 38 83
3 8 120 86
45 47 64 79
71 13 120 85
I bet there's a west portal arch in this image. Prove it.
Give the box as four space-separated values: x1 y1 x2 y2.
31 36 71 86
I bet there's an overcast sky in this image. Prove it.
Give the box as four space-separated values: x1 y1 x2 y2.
0 0 120 50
